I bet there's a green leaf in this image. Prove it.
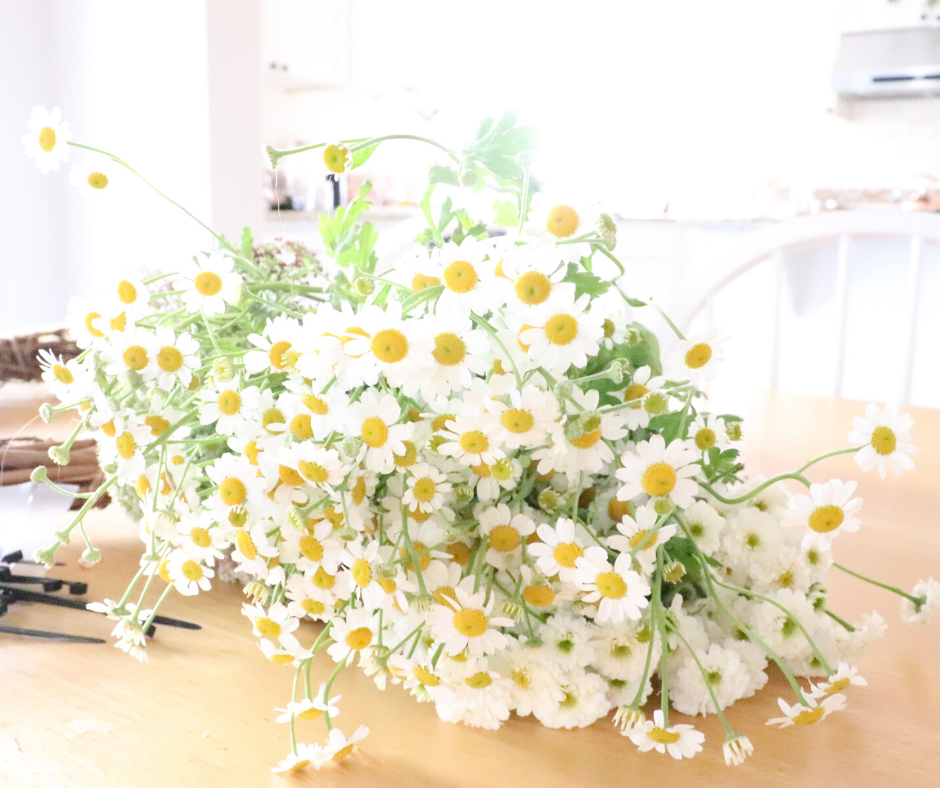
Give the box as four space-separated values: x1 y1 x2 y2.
240 227 254 260
623 295 647 308
563 264 611 299
429 164 460 186
351 142 380 169
493 199 518 227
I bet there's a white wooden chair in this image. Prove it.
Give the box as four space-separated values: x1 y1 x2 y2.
674 210 940 404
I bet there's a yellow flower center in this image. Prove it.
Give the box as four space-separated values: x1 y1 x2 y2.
87 172 109 190
377 577 397 594
447 542 472 566
38 126 56 152
109 312 127 333
403 541 431 572
544 314 578 345
371 328 409 364
871 425 897 456
514 271 552 305
158 559 172 583
156 346 183 372
290 414 313 440
684 342 713 370
299 534 324 562
298 461 329 484
595 571 627 599
393 441 418 468
220 477 247 507
360 417 389 448
472 462 491 478
491 459 514 481
323 143 350 174
180 560 203 582
413 666 439 686
553 542 584 568
52 364 74 384
489 525 520 552
825 677 850 694
122 345 149 371
302 394 329 415
793 707 825 725
351 558 372 588
546 205 580 238
523 585 556 607
466 672 492 689
609 497 633 522
302 599 326 616
641 462 677 497
412 477 437 502
432 332 467 366
194 271 223 297
117 280 137 304
647 728 682 744
351 475 367 505
101 420 117 438
116 432 137 460
268 340 292 370
312 568 335 589
459 430 489 455
624 383 648 408
570 428 602 449
278 465 304 487
262 408 285 432
189 527 212 549
808 504 844 534
269 653 295 665
603 318 616 338
501 409 534 434
217 389 241 416
85 312 104 338
408 272 440 293
255 616 281 638
442 260 478 294
695 428 716 451
431 414 453 432
345 626 373 650
629 530 658 550
452 608 489 637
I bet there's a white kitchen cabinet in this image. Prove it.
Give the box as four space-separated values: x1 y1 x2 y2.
261 0 349 89
841 0 940 32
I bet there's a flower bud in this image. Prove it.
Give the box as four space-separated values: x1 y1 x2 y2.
53 529 72 545
664 560 686 583
81 547 102 564
652 496 675 516
33 545 58 569
410 593 436 614
39 403 55 423
596 213 618 245
212 357 235 383
354 276 375 296
48 445 71 466
613 706 645 731
515 151 536 168
726 421 743 441
496 600 524 623
30 465 49 483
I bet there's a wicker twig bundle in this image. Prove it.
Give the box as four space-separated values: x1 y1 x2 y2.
0 328 80 384
0 437 109 510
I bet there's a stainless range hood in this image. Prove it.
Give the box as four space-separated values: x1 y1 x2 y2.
833 27 940 98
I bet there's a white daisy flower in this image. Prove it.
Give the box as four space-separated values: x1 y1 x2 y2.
500 243 576 313
403 312 491 400
243 602 300 647
519 294 604 375
258 636 311 667
98 414 154 483
899 577 940 626
766 693 846 728
574 553 651 624
327 608 379 666
38 349 85 401
621 366 667 431
810 662 867 699
478 503 535 571
539 612 596 668
198 377 261 436
22 106 72 173
688 413 729 453
528 517 606 584
282 444 347 490
179 250 242 316
275 689 341 724
283 381 349 440
206 453 266 514
667 328 725 385
167 550 214 596
783 479 862 552
152 326 199 390
243 315 300 375
680 500 725 554
69 157 115 195
323 724 369 762
607 504 677 574
723 734 754 766
344 302 434 389
176 512 227 564
627 709 705 760
270 743 329 773
106 329 159 382
284 574 336 621
348 390 411 474
403 463 452 514
616 434 701 508
66 296 110 349
427 587 515 657
486 384 560 449
848 403 916 479
532 669 611 730
438 414 504 468
434 238 497 318
230 521 282 578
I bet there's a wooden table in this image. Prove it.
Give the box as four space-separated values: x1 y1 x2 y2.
1 391 938 787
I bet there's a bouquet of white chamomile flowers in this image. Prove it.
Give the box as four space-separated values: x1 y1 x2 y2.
24 107 937 773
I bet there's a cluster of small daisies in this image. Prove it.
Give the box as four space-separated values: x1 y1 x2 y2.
27 108 937 773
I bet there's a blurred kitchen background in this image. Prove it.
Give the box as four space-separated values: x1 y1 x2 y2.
3 0 940 411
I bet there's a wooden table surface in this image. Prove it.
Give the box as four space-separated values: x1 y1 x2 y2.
1 389 938 788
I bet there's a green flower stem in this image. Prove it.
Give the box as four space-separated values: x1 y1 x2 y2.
350 134 456 160
321 656 348 733
116 563 148 610
68 142 233 252
629 512 673 557
266 137 368 167
383 622 425 658
305 658 313 699
133 544 172 623
594 245 626 277
675 391 694 440
400 284 444 315
666 619 735 736
138 579 174 631
352 270 410 292
400 504 428 595
246 281 328 294
200 308 223 354
518 164 530 235
697 473 810 505
244 292 305 319
824 609 856 632
629 617 659 712
651 548 671 725
469 313 522 389
289 662 302 754
52 473 119 549
833 562 923 605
